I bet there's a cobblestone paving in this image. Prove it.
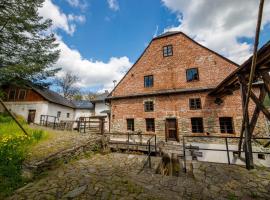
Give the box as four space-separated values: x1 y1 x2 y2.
9 153 270 200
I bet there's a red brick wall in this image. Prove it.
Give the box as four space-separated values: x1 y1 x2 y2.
112 33 238 97
109 33 267 139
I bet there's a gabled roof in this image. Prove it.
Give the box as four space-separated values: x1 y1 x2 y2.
30 85 75 108
108 31 239 98
72 100 94 109
90 91 109 103
209 40 270 97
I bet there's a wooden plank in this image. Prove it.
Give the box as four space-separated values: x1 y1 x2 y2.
250 91 270 120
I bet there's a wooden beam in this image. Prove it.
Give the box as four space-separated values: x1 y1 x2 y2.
249 87 266 134
0 98 28 136
261 72 270 94
250 91 270 120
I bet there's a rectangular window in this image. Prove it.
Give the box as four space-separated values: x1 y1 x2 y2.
189 98 202 110
186 68 199 82
219 117 234 134
163 45 173 57
127 118 134 131
146 118 155 132
144 101 154 112
8 89 16 100
18 89 26 100
57 111 61 118
67 113 70 118
144 75 153 88
191 117 204 133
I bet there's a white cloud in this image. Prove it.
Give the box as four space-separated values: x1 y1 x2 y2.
68 14 86 23
161 0 270 64
54 37 132 92
107 0 120 11
66 0 88 10
39 0 85 35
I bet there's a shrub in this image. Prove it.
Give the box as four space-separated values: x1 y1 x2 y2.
0 135 30 196
0 113 45 197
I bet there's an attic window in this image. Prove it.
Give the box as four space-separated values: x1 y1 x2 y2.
144 75 153 88
163 45 173 57
8 89 16 100
186 68 199 82
18 89 26 100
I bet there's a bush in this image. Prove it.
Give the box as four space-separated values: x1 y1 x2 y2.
0 135 30 196
0 114 45 197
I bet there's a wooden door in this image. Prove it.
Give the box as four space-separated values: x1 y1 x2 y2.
165 118 179 142
27 110 36 124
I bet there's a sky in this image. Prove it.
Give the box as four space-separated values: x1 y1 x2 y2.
38 0 270 93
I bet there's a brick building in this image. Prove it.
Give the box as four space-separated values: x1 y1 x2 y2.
107 31 266 141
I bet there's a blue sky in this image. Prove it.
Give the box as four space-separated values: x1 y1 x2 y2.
39 0 270 92
56 0 179 62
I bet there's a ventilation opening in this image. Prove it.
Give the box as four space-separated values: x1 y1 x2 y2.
258 153 265 160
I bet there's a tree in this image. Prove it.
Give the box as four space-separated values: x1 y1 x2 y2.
55 72 80 100
0 0 60 86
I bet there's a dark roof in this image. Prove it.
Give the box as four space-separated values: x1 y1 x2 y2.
30 85 94 109
91 91 109 102
72 100 94 109
31 86 75 108
153 31 184 40
209 40 270 97
108 31 239 98
107 87 214 100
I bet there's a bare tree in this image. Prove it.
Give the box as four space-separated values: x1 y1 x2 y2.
55 72 80 100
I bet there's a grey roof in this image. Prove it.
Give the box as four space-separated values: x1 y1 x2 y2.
153 31 181 40
100 110 110 114
90 91 109 102
72 100 94 109
31 86 75 108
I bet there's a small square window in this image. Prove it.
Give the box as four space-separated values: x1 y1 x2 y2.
258 154 265 160
57 111 61 118
219 117 234 134
67 113 70 118
144 75 153 88
186 68 199 82
18 90 26 100
191 117 204 133
8 89 16 100
163 45 173 57
127 118 134 131
144 101 154 112
146 118 155 132
189 98 202 110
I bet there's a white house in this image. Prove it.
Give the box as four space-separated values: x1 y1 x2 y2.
90 91 110 131
0 84 94 124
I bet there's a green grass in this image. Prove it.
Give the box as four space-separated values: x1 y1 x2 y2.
0 112 46 198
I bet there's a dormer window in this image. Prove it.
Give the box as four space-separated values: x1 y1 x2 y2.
144 75 153 88
186 68 199 82
163 45 173 57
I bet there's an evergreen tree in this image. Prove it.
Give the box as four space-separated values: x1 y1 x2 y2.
0 0 60 85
